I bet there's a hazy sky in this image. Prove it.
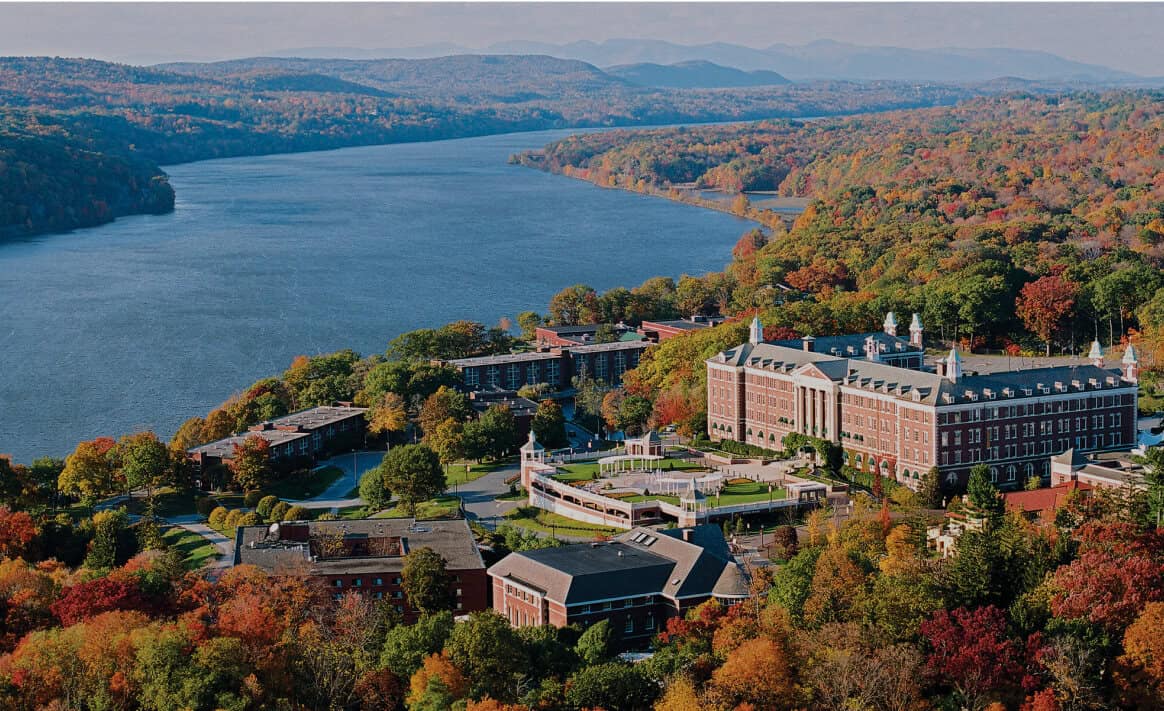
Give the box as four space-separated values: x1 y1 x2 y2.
2 2 1163 74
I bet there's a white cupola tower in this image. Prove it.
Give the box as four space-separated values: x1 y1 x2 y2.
749 316 763 345
1123 343 1139 383
945 346 962 383
909 313 924 348
1087 340 1104 368
883 312 898 337
864 335 881 362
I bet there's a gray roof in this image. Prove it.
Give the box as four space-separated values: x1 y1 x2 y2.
188 429 309 458
641 319 712 331
447 351 563 367
569 340 651 354
712 562 752 599
235 517 485 574
261 405 367 430
772 331 920 358
487 524 741 604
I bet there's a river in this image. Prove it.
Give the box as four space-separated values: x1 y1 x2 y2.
0 128 755 463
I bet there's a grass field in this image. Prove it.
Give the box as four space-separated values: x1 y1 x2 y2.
264 466 345 500
503 508 619 537
446 458 512 487
375 495 463 520
125 488 198 518
554 458 709 483
162 526 221 569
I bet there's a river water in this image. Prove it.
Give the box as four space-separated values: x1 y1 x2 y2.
0 128 754 463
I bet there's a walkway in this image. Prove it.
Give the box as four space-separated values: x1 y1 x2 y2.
166 514 235 571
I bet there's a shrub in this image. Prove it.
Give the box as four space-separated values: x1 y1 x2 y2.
239 512 262 527
243 490 263 508
194 496 215 517
283 505 310 521
223 510 242 532
256 495 279 518
268 501 290 523
208 506 228 529
316 512 339 521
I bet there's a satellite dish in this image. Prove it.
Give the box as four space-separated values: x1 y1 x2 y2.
268 523 280 538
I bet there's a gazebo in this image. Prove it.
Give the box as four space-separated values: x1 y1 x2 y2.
624 430 664 457
597 452 663 476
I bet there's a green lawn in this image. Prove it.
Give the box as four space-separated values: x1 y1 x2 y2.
264 466 346 500
374 495 463 520
162 526 221 569
555 458 710 483
446 458 512 487
504 508 619 537
621 481 785 507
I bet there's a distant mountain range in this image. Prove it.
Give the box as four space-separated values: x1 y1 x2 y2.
268 38 1139 83
606 60 790 89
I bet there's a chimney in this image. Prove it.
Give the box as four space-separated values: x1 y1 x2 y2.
682 529 692 543
935 360 947 378
802 335 815 352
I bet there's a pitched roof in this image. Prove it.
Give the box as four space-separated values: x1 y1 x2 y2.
487 524 743 604
1003 481 1092 515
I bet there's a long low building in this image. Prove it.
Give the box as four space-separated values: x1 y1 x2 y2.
442 339 650 391
235 517 488 621
708 315 1139 492
488 525 749 644
187 404 367 470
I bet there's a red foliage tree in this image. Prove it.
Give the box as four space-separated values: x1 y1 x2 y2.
1015 275 1079 356
0 507 38 559
920 606 1022 710
50 574 153 626
1048 549 1164 634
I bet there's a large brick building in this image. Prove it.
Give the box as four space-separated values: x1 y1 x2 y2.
488 525 749 645
443 340 649 392
707 315 1139 491
235 518 488 621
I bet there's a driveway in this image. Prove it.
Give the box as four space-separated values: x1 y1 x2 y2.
286 450 386 509
457 463 523 529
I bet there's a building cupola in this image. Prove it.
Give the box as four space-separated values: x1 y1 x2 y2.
1123 343 1139 383
1088 339 1104 368
945 346 962 383
883 311 898 337
864 335 881 362
909 313 923 347
749 316 763 345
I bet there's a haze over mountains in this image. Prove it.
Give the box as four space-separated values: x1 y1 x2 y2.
268 38 1140 83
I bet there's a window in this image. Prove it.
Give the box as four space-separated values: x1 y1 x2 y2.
374 592 383 599
594 356 607 380
354 578 362 587
645 616 655 631
624 618 634 634
546 360 560 384
526 362 540 385
486 365 500 387
506 363 521 389
374 578 383 586
614 351 627 377
1006 465 1017 482
334 580 343 588
464 369 479 388
456 588 462 597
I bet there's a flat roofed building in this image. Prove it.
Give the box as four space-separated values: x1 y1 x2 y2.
1049 448 1148 490
707 316 1138 493
235 517 487 621
534 324 633 347
488 525 748 644
638 316 725 343
187 403 367 470
443 340 649 392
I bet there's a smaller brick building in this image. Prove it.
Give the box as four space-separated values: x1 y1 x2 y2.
188 404 368 470
235 518 487 621
488 525 749 645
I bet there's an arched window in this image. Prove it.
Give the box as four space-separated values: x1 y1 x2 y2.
770 434 777 443
1006 465 1017 482
990 466 999 483
747 428 753 436
1024 462 1034 479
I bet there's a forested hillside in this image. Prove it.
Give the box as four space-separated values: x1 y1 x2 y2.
0 54 982 238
